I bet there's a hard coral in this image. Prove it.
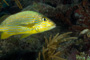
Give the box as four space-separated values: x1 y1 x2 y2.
67 29 90 60
58 0 90 32
69 0 90 32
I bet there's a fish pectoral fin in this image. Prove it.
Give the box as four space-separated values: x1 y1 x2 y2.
27 23 35 27
20 34 31 39
1 32 13 39
20 23 35 28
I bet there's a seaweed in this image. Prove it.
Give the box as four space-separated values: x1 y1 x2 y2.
37 32 77 60
0 0 23 9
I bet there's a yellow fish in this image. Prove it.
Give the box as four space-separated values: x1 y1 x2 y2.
0 11 56 39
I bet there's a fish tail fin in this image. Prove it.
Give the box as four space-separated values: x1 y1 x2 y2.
0 26 31 39
0 26 14 39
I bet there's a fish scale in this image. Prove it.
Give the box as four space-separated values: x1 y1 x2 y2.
0 11 56 39
1 11 43 26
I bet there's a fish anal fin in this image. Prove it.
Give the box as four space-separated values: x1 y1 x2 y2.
20 34 31 39
1 32 13 39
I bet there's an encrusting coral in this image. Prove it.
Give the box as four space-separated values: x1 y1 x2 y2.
37 32 77 60
68 0 90 32
67 29 90 60
76 52 90 60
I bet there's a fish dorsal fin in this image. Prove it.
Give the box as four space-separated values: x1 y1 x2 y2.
20 34 31 39
1 32 13 39
20 23 35 28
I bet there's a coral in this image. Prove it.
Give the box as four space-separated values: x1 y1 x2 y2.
67 29 90 60
69 0 90 31
37 32 77 60
50 0 89 32
76 52 90 60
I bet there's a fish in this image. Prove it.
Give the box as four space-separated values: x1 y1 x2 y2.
0 11 56 39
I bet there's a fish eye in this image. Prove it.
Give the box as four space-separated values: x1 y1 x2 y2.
43 18 46 21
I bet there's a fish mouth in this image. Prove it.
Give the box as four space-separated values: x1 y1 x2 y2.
49 24 56 29
52 24 56 28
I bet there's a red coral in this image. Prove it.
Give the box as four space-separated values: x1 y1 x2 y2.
68 0 90 32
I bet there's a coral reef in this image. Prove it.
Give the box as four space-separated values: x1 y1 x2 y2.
66 29 90 60
65 0 90 32
0 0 90 60
76 52 90 60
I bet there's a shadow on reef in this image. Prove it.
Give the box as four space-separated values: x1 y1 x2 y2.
0 50 37 60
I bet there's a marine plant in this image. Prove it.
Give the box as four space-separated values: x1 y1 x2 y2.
37 32 77 60
0 0 23 9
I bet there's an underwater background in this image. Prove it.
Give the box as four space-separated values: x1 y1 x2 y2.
0 0 90 60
